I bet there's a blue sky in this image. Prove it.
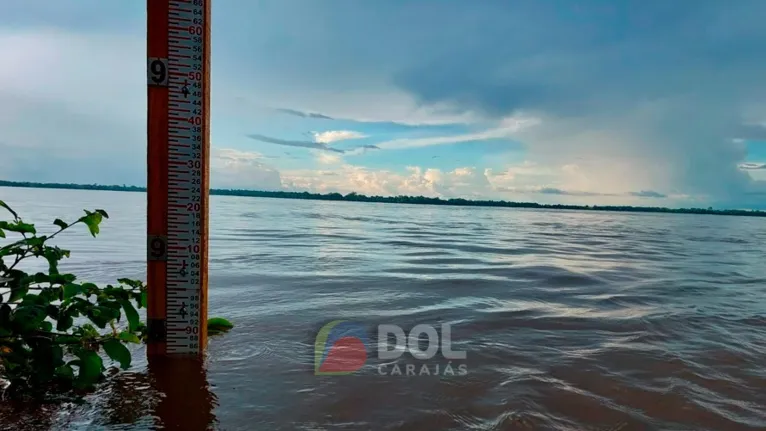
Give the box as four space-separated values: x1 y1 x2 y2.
2 0 766 208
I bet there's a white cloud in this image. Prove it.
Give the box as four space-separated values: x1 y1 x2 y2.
485 161 586 193
486 161 554 183
739 162 766 170
282 165 440 197
344 145 381 156
5 8 762 208
211 147 283 190
312 130 367 144
0 28 147 184
375 115 540 150
0 28 144 124
746 169 766 182
498 112 684 195
278 161 675 205
214 147 264 162
315 151 343 165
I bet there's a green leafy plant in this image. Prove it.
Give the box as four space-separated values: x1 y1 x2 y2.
0 200 147 399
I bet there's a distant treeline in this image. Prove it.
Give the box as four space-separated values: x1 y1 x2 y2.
2 180 765 218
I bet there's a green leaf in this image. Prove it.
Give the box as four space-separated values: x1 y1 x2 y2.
8 286 28 303
118 331 141 344
33 272 50 284
6 271 31 303
55 334 79 345
73 350 103 388
207 317 234 332
49 273 76 285
37 288 59 304
40 320 53 332
0 220 36 234
119 299 139 332
79 211 103 237
0 304 11 326
56 314 74 332
86 309 110 329
46 304 60 320
21 293 45 305
103 285 129 301
81 282 98 297
11 304 47 333
43 248 67 275
53 218 69 230
117 278 143 289
140 291 147 309
0 229 4 238
101 300 122 311
81 323 99 338
23 235 45 247
63 283 82 300
96 305 120 321
0 200 18 219
55 364 75 380
102 338 131 369
51 344 64 366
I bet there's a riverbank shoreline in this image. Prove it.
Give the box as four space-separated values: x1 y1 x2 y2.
2 180 764 218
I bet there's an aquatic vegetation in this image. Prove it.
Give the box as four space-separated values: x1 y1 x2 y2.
207 317 233 336
0 201 147 399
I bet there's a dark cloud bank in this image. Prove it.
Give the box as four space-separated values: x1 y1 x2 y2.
386 0 766 207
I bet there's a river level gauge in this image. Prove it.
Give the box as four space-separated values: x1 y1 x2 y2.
146 0 211 357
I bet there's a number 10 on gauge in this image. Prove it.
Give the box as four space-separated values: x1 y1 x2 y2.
146 0 210 358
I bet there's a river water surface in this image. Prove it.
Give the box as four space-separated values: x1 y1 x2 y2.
1 187 765 430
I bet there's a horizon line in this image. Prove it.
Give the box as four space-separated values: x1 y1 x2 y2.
0 180 764 218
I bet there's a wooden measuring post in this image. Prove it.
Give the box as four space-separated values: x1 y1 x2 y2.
146 0 211 357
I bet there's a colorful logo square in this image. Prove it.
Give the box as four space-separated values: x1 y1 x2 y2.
314 320 368 375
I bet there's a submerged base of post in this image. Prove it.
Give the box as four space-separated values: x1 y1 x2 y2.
148 356 217 427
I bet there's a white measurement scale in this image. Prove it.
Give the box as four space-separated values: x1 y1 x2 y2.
146 0 210 357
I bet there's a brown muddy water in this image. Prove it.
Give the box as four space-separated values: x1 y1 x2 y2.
1 187 765 430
